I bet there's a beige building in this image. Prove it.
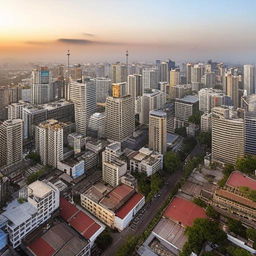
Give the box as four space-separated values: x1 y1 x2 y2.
0 119 23 168
35 119 67 167
169 69 180 87
128 74 142 99
211 107 244 165
149 110 167 154
112 82 127 98
112 63 128 83
105 95 135 142
225 74 239 108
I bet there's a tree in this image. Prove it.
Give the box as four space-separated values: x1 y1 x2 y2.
206 206 219 220
236 155 256 175
226 246 251 256
197 131 211 148
26 169 45 184
163 151 181 173
95 229 113 250
181 218 227 256
26 152 41 164
182 137 197 155
218 164 234 187
188 111 202 125
227 219 246 238
193 198 207 208
134 172 151 196
150 173 163 193
175 127 187 137
246 228 256 241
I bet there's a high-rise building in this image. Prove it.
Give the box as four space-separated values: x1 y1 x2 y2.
169 84 192 100
186 63 192 84
35 119 66 167
201 113 212 132
7 102 28 120
111 63 128 83
139 89 166 125
149 110 167 154
32 67 53 104
226 74 239 108
159 62 169 82
105 96 135 142
69 81 96 135
244 111 256 155
244 64 255 95
199 88 231 113
128 74 143 98
88 112 106 138
212 107 244 165
93 77 111 103
169 69 180 87
112 82 127 97
191 65 202 83
142 69 158 90
201 72 216 88
0 119 23 168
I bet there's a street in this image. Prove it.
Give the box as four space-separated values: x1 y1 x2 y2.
102 169 184 256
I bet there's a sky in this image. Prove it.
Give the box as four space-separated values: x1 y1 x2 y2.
0 0 256 64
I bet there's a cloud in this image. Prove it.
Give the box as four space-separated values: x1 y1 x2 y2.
25 41 50 45
83 33 95 37
58 38 94 45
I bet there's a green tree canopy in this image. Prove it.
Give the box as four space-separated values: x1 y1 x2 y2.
206 206 220 220
95 229 113 250
163 151 181 173
226 246 252 256
227 219 246 238
188 111 202 125
197 131 211 148
236 155 256 175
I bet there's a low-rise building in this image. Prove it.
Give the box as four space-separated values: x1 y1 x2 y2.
129 147 163 176
57 158 85 179
0 180 59 248
81 183 145 231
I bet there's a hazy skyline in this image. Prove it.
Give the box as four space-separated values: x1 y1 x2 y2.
1 0 256 63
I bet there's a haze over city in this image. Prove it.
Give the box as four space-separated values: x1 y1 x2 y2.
1 0 256 63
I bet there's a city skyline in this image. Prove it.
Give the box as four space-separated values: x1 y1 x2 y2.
1 0 256 63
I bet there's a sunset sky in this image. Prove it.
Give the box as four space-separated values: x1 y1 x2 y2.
0 0 256 63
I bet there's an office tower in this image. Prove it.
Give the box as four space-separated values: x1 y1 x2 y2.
94 77 111 103
96 64 105 77
0 119 23 168
149 110 167 154
226 74 239 108
105 95 135 142
69 81 96 135
198 88 230 113
212 107 244 165
128 74 143 98
169 69 180 87
111 63 128 83
201 113 212 132
191 65 202 83
244 64 255 95
169 84 192 100
175 95 199 122
139 89 166 125
32 67 53 104
8 86 21 103
70 64 82 81
159 82 170 98
186 63 192 84
244 112 256 155
112 82 127 97
88 112 106 138
142 69 158 90
201 72 216 88
0 180 59 248
159 62 169 82
0 87 9 120
35 119 67 167
21 88 32 102
7 102 28 120
0 174 9 207
167 59 176 70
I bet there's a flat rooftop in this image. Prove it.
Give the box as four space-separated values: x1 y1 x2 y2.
226 171 256 190
163 197 207 227
27 223 88 256
153 218 187 251
60 198 102 240
28 180 53 198
176 95 198 104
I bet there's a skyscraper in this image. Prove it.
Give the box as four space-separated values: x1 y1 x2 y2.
142 69 158 91
69 80 96 135
169 69 180 87
159 62 169 82
128 74 143 98
0 119 23 168
35 119 66 167
226 74 239 108
105 95 135 142
112 82 127 98
149 110 167 154
32 67 53 104
111 63 128 83
186 63 192 84
244 111 256 156
94 77 111 103
244 64 255 95
211 107 244 165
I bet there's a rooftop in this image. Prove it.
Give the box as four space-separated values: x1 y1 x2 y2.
176 95 199 104
149 110 167 118
163 197 207 227
28 180 53 198
27 223 88 256
60 198 102 240
226 171 256 191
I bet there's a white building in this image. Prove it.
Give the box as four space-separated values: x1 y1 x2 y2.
94 77 111 103
129 147 163 176
142 69 158 90
0 180 59 248
128 74 143 98
88 112 105 138
244 64 255 95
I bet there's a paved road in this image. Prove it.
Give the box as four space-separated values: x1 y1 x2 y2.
102 169 184 256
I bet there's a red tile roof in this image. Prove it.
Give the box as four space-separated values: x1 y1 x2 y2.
28 237 55 256
60 197 101 240
226 171 256 191
163 197 207 227
115 193 144 219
